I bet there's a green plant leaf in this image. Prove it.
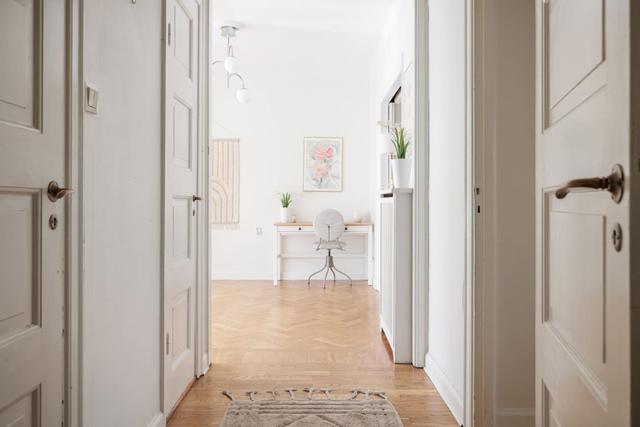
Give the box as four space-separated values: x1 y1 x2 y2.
390 127 411 159
280 192 292 208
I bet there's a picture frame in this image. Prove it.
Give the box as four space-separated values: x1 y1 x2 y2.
302 137 343 192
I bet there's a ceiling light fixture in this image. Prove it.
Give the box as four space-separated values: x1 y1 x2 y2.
212 25 250 104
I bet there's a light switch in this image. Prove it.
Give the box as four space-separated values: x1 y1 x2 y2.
85 85 98 114
256 227 263 236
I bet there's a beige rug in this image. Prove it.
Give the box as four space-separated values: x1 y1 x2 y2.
220 389 404 427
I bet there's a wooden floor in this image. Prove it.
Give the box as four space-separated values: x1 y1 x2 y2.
168 280 457 426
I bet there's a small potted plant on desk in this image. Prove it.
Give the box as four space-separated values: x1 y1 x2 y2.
279 192 293 223
390 127 412 188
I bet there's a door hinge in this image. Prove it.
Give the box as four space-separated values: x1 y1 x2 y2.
166 333 170 355
167 22 172 46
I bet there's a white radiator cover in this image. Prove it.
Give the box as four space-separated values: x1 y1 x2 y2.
378 189 413 363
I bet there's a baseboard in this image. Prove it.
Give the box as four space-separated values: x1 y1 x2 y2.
212 271 369 281
495 408 535 427
211 271 272 280
424 353 464 425
380 315 393 347
146 412 165 427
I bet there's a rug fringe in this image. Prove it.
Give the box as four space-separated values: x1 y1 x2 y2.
285 388 297 400
302 387 316 400
222 388 388 402
268 386 278 400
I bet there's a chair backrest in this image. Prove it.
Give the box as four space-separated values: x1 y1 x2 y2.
313 209 345 241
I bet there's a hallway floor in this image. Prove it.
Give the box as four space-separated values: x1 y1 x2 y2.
167 280 457 426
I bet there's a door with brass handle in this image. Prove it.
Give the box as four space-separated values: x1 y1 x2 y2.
47 180 74 202
555 164 624 203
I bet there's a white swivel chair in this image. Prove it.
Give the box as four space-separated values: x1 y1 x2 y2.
307 209 353 288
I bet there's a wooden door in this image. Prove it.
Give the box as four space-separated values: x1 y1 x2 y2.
535 0 632 425
164 0 201 414
0 0 67 425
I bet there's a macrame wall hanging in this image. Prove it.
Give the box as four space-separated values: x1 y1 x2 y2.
211 138 240 229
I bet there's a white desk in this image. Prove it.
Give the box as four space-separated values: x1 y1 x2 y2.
272 222 374 286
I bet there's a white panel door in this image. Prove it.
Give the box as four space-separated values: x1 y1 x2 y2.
164 0 200 414
0 0 67 426
536 0 631 425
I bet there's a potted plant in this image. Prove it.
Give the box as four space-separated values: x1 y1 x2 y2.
390 127 412 188
279 192 293 223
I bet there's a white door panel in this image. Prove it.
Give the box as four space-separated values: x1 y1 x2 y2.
0 191 40 340
164 0 200 414
0 0 40 128
536 0 631 425
0 0 67 425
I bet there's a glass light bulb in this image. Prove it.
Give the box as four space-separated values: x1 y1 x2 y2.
236 88 251 104
224 56 239 73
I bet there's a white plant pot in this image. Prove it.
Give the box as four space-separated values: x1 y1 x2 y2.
390 158 413 188
280 207 292 223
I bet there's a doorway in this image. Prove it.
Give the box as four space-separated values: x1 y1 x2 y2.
469 0 639 426
167 0 457 425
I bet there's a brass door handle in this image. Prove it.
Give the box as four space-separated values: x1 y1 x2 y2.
47 180 74 202
192 195 202 202
555 164 624 203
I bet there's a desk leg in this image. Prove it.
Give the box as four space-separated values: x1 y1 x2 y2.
367 226 374 285
273 231 281 286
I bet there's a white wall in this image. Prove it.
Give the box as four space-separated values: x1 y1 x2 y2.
82 1 163 426
425 0 467 423
211 30 374 279
368 0 415 290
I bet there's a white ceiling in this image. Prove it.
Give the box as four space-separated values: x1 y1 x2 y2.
212 0 395 35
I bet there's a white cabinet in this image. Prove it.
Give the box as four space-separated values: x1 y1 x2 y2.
378 189 413 363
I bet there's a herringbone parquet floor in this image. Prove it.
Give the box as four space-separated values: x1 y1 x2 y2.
167 280 458 426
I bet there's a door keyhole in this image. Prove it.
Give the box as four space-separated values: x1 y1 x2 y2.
612 223 623 252
49 214 58 230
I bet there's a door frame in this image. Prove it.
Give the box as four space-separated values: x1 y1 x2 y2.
66 0 83 425
467 0 505 425
469 0 542 425
468 1 485 425
412 0 429 369
196 0 212 380
464 1 477 426
440 0 478 425
160 0 211 418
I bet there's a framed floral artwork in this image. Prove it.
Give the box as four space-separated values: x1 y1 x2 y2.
303 137 343 192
